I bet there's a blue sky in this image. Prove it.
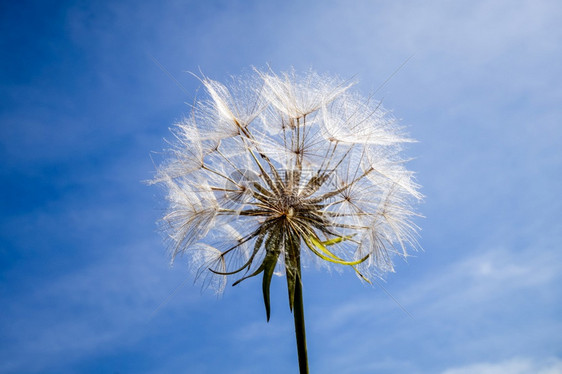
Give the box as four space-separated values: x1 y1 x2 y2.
1 0 561 373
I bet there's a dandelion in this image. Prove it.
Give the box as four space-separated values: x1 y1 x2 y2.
152 68 421 373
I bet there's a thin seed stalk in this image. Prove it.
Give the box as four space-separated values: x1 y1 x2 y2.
293 260 309 374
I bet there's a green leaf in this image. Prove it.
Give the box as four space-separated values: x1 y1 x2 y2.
262 249 280 321
284 231 300 312
232 262 265 286
210 227 267 276
311 235 372 283
306 235 369 266
321 234 355 247
354 268 372 284
262 230 282 321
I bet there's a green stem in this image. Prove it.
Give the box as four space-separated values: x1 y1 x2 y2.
293 267 309 374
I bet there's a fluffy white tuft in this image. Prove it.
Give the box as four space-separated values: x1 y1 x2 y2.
153 68 422 292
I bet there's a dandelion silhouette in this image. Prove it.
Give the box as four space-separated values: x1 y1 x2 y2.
152 68 421 373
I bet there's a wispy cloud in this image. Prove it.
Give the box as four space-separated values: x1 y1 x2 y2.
301 241 561 373
442 357 562 374
403 244 561 316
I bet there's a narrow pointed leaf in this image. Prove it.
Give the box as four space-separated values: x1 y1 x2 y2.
307 235 372 282
209 227 267 276
284 232 299 312
305 236 369 266
232 263 265 286
351 265 372 283
321 234 355 246
262 249 280 321
262 228 282 321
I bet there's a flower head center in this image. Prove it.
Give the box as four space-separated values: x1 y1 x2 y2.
277 194 301 218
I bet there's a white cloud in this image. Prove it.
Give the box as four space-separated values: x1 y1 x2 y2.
442 357 562 374
402 243 561 318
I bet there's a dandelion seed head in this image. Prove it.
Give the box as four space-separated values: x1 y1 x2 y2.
153 67 422 292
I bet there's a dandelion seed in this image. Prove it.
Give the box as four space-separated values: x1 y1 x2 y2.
151 67 422 373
